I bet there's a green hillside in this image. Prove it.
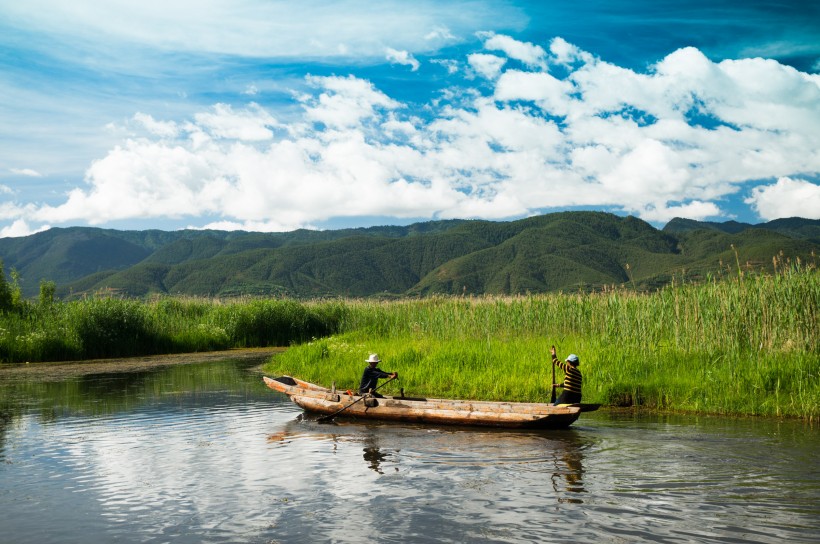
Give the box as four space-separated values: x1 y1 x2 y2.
0 213 817 299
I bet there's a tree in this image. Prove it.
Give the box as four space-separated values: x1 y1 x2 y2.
0 260 13 311
39 280 57 307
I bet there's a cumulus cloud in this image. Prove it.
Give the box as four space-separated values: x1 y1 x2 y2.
479 32 547 68
302 75 401 129
133 113 180 138
193 103 278 141
745 177 820 220
7 36 820 234
549 37 592 65
468 53 507 79
385 48 421 71
0 218 50 238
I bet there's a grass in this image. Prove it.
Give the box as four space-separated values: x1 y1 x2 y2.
266 259 819 420
1 258 817 419
0 297 345 362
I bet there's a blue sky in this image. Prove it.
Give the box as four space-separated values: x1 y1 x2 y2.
0 0 818 237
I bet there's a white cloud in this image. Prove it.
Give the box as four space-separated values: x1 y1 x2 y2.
2 1 516 60
549 37 592 65
494 70 574 115
431 59 459 74
468 53 506 79
133 113 180 138
745 177 820 220
425 26 456 41
385 48 420 71
302 75 400 129
7 39 820 234
479 32 547 68
9 168 42 177
633 201 723 224
0 218 50 238
194 103 277 141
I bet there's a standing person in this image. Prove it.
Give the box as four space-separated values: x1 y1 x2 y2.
359 353 397 397
551 345 582 404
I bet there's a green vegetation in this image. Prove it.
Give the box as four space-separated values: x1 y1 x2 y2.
0 290 344 362
1 213 817 299
0 253 817 420
265 257 819 420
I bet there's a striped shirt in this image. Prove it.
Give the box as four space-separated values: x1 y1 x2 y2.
553 356 582 394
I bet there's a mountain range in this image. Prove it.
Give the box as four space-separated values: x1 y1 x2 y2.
0 212 817 299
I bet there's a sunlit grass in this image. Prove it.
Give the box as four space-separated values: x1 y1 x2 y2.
1 257 817 419
0 297 344 362
268 259 818 419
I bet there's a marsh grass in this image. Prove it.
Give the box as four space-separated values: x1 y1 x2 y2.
0 297 344 363
269 261 818 419
1 259 816 418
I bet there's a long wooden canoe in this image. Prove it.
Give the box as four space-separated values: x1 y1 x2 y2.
263 375 598 429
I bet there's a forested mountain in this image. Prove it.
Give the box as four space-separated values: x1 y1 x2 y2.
0 212 817 299
663 217 820 242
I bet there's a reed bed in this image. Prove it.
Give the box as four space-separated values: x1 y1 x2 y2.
0 297 344 362
269 261 819 419
1 260 816 418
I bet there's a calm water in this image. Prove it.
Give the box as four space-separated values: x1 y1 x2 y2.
1 356 818 544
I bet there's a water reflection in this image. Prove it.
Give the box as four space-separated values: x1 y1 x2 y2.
363 432 402 474
2 360 819 544
550 434 586 502
267 416 400 474
0 358 270 427
266 412 591 499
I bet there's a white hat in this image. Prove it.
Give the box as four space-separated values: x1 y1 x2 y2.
365 353 381 363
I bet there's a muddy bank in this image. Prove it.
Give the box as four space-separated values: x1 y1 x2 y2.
0 347 285 382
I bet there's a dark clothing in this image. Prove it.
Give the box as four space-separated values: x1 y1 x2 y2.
552 356 582 404
555 389 582 404
359 365 392 396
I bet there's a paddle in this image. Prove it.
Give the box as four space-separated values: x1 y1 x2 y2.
317 375 398 423
550 344 557 404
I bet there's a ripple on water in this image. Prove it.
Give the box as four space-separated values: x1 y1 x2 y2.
2 367 819 544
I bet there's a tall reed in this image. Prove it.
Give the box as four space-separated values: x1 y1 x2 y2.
268 260 818 419
0 297 347 362
1 259 816 418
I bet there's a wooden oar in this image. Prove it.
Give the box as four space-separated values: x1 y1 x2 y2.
317 375 397 423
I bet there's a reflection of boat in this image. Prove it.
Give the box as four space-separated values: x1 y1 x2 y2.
263 376 598 429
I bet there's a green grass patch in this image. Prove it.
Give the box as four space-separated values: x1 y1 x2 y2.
265 262 819 420
1 260 817 419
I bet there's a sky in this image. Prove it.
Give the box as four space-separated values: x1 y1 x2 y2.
0 0 819 237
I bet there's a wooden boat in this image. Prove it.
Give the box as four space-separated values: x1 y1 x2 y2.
263 375 599 429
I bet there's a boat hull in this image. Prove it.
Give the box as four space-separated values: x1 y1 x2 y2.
263 376 584 429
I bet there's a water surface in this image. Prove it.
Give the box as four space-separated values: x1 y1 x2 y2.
1 356 817 543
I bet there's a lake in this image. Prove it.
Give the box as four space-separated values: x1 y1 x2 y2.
1 354 817 543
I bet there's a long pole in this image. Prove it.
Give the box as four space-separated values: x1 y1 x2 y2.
550 345 557 404
317 376 397 423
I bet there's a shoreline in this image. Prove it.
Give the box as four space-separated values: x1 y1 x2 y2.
0 347 285 382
